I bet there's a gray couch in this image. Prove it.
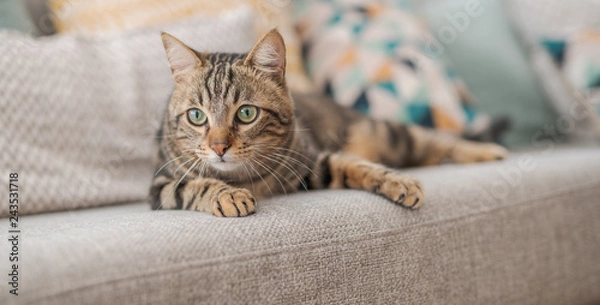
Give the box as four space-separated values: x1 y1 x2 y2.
3 1 600 304
10 146 600 304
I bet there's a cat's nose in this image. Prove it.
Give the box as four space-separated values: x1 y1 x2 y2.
210 141 231 157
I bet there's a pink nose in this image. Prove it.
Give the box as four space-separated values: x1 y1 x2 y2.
210 141 230 156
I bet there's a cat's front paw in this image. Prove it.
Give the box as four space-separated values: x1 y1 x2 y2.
213 188 256 217
370 171 424 209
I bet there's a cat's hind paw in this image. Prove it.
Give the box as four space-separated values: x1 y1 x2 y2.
452 142 508 164
213 188 256 217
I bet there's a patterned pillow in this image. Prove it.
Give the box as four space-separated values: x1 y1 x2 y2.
0 7 256 216
562 29 600 114
506 0 600 142
294 0 492 137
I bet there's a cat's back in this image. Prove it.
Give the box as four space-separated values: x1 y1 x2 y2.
292 92 362 151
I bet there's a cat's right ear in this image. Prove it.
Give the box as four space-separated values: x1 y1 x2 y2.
161 33 202 81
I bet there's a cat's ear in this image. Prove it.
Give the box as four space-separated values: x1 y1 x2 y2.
244 29 286 84
161 32 202 81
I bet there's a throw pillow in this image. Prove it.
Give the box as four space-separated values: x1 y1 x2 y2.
562 29 600 111
0 0 38 35
506 0 600 143
422 0 564 148
294 0 494 138
48 0 313 92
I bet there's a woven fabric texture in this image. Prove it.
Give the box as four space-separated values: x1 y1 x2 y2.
0 7 256 217
5 147 600 305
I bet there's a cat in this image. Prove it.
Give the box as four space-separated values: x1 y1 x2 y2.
150 29 507 217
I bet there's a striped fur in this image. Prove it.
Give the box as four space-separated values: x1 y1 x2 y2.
150 30 507 217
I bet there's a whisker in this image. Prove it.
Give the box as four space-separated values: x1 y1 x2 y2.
251 155 293 194
166 158 200 209
240 160 255 192
253 144 315 164
261 153 307 191
155 155 188 176
272 152 317 178
172 158 195 176
198 161 208 179
246 158 274 198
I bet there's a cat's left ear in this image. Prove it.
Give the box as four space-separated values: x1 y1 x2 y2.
244 29 286 84
161 32 202 81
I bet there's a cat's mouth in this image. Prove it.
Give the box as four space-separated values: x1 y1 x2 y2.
208 158 241 172
210 162 240 172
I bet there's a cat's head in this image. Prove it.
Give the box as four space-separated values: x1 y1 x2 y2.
161 29 295 176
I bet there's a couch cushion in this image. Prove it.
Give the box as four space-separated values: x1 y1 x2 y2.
7 146 600 305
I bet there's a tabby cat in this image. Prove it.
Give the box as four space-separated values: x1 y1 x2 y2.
150 29 507 217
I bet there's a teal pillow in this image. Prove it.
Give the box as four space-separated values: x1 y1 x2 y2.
422 0 558 148
0 0 38 35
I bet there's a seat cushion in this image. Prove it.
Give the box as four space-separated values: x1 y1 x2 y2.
8 146 600 305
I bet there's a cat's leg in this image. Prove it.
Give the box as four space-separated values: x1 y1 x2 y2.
405 125 508 166
150 176 256 217
343 119 508 167
308 152 424 209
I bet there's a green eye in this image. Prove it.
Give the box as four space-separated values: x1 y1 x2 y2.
187 108 207 126
237 106 258 123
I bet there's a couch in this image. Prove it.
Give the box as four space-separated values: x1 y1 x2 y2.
3 147 596 304
2 0 600 304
